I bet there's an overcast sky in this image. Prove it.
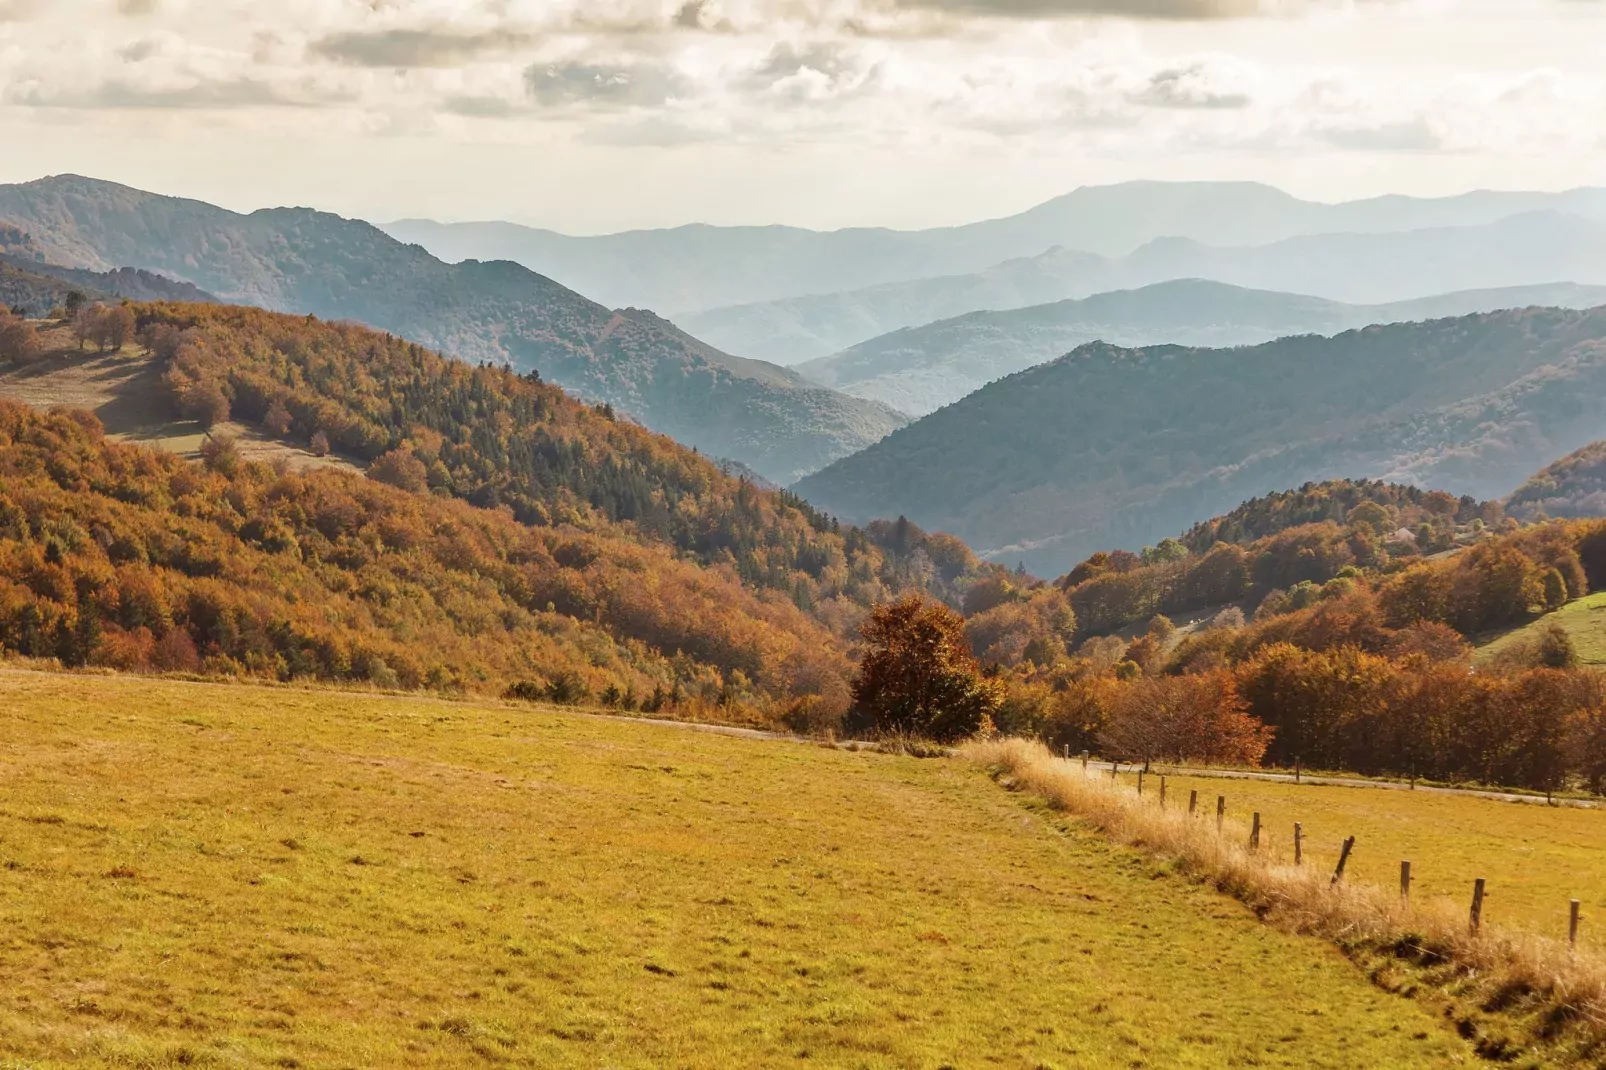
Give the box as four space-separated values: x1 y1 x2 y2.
0 0 1602 232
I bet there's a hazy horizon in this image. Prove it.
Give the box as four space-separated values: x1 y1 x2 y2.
1 1 1603 234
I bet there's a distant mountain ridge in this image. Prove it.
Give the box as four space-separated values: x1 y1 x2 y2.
797 279 1606 416
385 181 1606 325
0 252 218 313
794 306 1606 574
0 174 902 482
689 212 1606 362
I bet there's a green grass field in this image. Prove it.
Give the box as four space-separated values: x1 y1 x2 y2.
1118 766 1606 947
0 671 1471 1068
1478 592 1606 667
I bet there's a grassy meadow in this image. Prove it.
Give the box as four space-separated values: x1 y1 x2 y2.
1113 766 1606 947
0 671 1472 1068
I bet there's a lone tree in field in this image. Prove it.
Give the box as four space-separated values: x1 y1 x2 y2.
853 595 1003 742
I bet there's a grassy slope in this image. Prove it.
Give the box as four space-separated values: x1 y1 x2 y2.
0 672 1466 1068
1477 592 1606 667
1125 767 1606 946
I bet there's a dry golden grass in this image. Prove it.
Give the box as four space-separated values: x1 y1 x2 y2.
966 737 1606 1066
0 671 1473 1068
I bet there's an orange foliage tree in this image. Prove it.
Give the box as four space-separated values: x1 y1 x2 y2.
853 595 1004 742
1099 670 1272 769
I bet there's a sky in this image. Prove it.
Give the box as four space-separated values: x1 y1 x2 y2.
0 0 1603 233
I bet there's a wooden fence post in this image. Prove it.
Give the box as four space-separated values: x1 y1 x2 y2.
1216 796 1225 833
1330 836 1355 887
1294 758 1301 785
1188 789 1198 816
1571 900 1582 951
1160 776 1167 810
1400 861 1411 906
1469 878 1486 935
1112 762 1119 782
1294 823 1303 866
1250 812 1260 852
1064 744 1070 761
1137 770 1144 796
1082 750 1089 771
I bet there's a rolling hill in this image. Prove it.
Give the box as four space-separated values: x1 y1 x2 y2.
794 306 1606 575
689 212 1606 362
797 280 1606 415
1506 440 1606 520
0 175 902 483
385 180 1606 318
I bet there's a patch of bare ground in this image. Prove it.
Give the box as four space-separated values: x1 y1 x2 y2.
0 321 356 473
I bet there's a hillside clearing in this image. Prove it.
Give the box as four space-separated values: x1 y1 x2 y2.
0 671 1470 1068
0 324 353 472
1477 593 1606 668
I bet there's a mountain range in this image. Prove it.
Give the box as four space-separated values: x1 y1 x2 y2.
0 175 902 483
685 211 1606 362
798 279 1606 416
794 306 1606 575
385 181 1606 320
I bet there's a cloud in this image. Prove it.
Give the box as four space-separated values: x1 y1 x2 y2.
525 62 685 108
1132 60 1253 108
0 0 42 19
9 76 339 109
311 28 538 69
116 0 159 14
1315 117 1442 152
888 0 1267 18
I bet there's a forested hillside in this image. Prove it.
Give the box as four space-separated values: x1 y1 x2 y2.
0 176 902 482
795 307 1606 574
0 303 989 647
798 280 1606 416
971 480 1606 790
0 400 852 718
1508 441 1606 520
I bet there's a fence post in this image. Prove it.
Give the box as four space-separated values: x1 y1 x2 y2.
1250 812 1260 852
1216 795 1225 833
1294 757 1301 785
1137 769 1144 796
1160 776 1167 810
1469 878 1486 935
1064 744 1069 761
1294 823 1303 866
1571 900 1582 951
1082 750 1089 772
1400 861 1411 906
1112 762 1119 782
1188 789 1198 816
1331 836 1355 887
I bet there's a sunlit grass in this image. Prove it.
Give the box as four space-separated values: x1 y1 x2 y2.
1479 592 1606 667
0 671 1469 1068
1121 765 1606 949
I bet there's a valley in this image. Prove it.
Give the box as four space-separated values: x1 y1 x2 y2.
9 173 1606 1069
